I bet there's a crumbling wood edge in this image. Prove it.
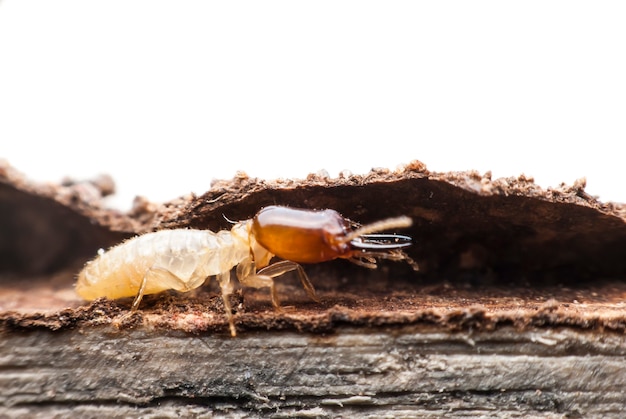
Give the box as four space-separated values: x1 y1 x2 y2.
1 325 625 418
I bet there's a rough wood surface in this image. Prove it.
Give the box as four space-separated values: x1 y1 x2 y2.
2 159 626 417
2 326 626 418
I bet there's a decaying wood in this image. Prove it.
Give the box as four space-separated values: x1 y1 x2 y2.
2 159 626 417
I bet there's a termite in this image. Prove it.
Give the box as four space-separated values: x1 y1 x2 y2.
76 205 416 336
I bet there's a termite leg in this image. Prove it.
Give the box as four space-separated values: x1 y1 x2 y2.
257 260 319 303
130 266 200 311
237 259 318 310
217 271 237 337
130 266 170 311
116 266 179 327
236 258 281 307
130 271 149 311
237 269 281 309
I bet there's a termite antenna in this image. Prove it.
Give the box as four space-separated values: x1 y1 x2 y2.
222 214 238 224
341 216 413 244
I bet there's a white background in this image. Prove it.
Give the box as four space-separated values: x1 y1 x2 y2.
1 1 625 209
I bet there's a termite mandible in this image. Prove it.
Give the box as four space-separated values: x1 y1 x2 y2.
76 205 416 336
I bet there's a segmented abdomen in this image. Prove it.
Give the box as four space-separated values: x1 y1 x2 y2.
76 229 248 300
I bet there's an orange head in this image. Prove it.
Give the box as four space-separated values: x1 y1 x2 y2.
251 206 414 267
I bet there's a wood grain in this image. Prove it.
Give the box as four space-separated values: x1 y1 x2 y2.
2 326 625 417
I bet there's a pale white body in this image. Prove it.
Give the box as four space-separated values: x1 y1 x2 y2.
76 223 313 336
77 228 248 300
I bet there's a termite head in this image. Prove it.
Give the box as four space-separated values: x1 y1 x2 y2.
250 206 416 269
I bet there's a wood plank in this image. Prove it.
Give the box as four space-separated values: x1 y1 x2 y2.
2 326 626 417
